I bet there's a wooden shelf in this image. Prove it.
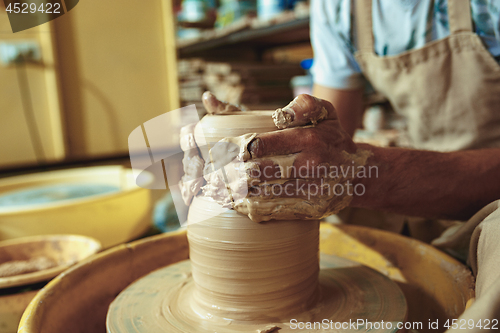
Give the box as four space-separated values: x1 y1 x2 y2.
177 13 310 57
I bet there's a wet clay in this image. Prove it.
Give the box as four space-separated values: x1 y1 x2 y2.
179 123 204 205
187 196 320 321
272 99 329 129
107 197 407 332
107 248 407 332
107 111 406 333
107 258 407 333
186 111 371 222
178 111 277 207
194 111 277 160
232 148 372 222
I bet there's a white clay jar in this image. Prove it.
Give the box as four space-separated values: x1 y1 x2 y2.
188 111 320 323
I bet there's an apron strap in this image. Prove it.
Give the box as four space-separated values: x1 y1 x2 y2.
355 0 374 53
448 0 473 34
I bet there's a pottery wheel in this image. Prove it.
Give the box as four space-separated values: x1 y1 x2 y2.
107 253 407 333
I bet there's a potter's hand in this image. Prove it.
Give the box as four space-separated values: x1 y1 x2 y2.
201 91 241 114
179 123 204 206
178 92 242 205
230 94 371 222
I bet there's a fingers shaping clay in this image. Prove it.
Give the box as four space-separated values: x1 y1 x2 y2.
272 95 329 129
192 110 371 222
179 123 205 205
233 149 372 222
202 91 241 115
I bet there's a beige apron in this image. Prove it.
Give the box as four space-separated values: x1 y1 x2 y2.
355 0 500 152
433 201 500 331
340 0 500 239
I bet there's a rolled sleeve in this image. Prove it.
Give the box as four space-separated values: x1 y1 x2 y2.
310 0 365 90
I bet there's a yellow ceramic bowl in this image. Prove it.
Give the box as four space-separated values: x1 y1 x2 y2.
0 166 153 249
0 234 101 333
18 224 474 333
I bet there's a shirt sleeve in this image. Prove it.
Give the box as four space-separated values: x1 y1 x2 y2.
470 0 500 58
310 0 366 90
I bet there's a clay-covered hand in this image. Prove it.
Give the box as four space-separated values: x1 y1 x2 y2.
224 94 372 222
178 92 242 205
201 91 242 114
179 123 204 205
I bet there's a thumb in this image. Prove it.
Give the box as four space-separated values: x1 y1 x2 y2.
202 91 241 115
272 94 338 129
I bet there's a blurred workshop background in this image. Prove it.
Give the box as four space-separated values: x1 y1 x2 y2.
0 3 332 329
0 0 420 263
0 0 408 250
0 2 471 331
0 0 404 173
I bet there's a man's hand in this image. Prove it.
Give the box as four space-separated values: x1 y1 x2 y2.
202 91 241 114
181 92 500 223
247 94 359 180
224 94 372 222
178 92 243 205
312 84 365 138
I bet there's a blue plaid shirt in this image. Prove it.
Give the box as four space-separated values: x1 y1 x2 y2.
311 0 500 89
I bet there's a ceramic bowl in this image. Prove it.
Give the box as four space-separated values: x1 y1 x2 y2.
0 234 101 333
0 166 152 248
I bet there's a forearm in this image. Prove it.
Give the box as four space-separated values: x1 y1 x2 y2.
353 144 500 220
312 84 364 137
